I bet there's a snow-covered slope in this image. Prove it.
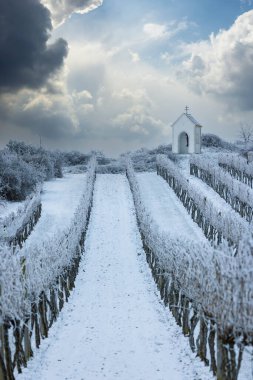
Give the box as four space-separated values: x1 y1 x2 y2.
23 173 86 248
17 174 213 380
178 156 243 215
137 172 207 242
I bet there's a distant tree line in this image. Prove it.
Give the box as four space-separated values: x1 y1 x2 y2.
0 134 242 201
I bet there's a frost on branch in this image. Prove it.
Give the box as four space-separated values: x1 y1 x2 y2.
0 149 39 201
0 246 28 323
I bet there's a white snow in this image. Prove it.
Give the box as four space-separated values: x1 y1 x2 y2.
136 172 207 242
0 200 23 219
190 175 240 213
24 173 86 247
17 174 213 380
177 155 241 215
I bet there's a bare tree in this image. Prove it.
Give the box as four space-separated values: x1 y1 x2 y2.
238 122 253 150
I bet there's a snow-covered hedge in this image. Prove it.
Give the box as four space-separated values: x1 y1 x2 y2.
126 158 253 337
0 156 96 322
218 153 253 188
0 188 42 246
6 140 63 182
190 155 253 222
0 248 27 322
156 155 248 247
0 149 40 201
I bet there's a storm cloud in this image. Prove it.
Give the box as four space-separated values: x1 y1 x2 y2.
0 0 68 92
0 88 79 140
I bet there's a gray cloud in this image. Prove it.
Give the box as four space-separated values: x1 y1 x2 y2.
0 0 68 92
17 111 76 140
111 107 166 142
0 86 79 141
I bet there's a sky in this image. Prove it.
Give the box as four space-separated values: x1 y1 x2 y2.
0 0 253 156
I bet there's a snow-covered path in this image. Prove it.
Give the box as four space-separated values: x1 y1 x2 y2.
137 172 207 242
17 174 212 380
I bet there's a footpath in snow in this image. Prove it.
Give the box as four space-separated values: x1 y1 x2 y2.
137 172 207 242
17 174 213 380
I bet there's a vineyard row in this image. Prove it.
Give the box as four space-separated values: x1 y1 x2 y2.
126 158 253 377
218 154 253 188
0 157 97 379
156 155 249 248
190 155 253 222
0 189 42 249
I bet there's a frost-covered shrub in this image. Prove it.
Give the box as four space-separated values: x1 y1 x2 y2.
97 156 112 165
0 141 66 201
0 246 28 322
96 163 125 173
126 159 253 337
7 140 63 181
0 150 39 201
202 134 237 151
96 156 126 173
61 150 90 166
151 144 172 155
120 145 173 172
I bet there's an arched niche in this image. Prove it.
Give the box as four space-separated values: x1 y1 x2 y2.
178 132 189 153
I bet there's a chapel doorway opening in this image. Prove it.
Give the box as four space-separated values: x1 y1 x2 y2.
179 132 189 153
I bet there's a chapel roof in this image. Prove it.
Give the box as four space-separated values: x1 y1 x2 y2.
171 112 203 128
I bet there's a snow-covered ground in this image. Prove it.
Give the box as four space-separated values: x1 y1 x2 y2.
23 173 86 248
137 172 207 242
17 174 213 380
0 199 23 219
177 155 247 216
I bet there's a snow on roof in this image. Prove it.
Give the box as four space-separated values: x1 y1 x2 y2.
171 113 203 128
186 113 202 127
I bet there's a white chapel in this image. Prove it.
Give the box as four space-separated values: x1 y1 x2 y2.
171 107 202 154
